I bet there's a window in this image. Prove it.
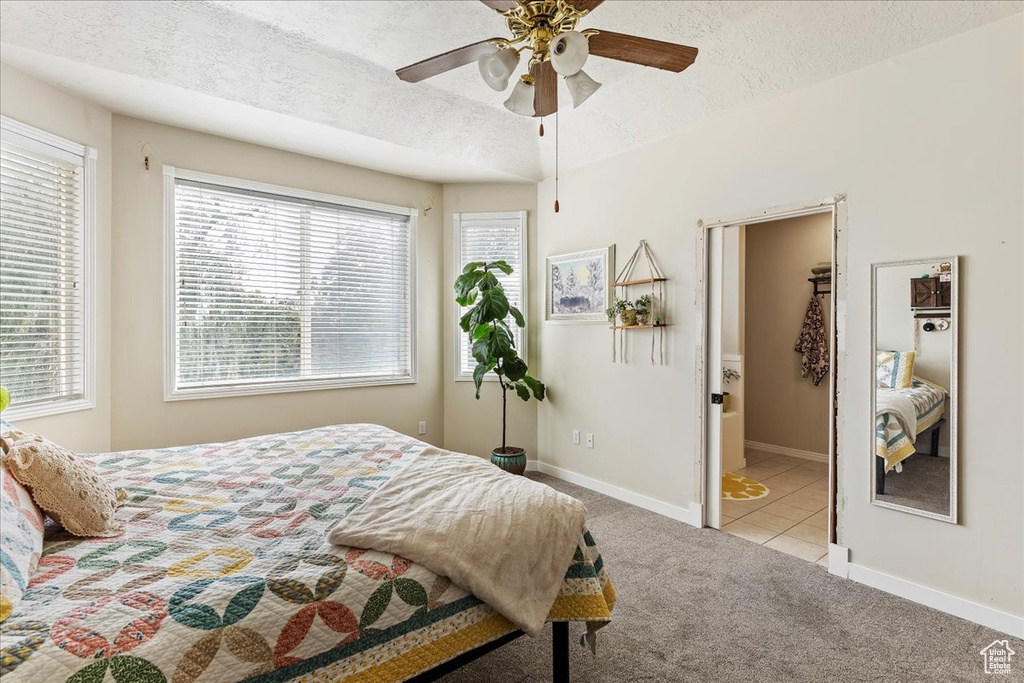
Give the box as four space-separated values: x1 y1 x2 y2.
454 211 527 381
0 116 95 420
165 168 416 399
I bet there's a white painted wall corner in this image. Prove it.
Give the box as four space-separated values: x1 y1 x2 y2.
827 543 849 578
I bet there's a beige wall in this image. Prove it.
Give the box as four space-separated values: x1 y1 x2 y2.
744 214 831 454
875 263 952 391
109 116 445 450
441 183 538 459
0 63 112 452
536 15 1023 616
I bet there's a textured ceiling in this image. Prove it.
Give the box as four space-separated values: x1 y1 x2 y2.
1 1 1020 182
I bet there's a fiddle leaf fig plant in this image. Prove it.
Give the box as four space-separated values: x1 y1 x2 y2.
456 260 545 451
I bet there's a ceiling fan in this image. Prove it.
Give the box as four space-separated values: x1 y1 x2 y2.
395 0 699 117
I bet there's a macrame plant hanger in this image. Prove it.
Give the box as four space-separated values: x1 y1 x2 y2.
612 239 667 365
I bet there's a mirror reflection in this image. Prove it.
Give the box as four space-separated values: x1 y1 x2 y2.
872 257 957 522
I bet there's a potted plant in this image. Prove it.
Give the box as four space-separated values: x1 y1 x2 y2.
609 298 636 326
722 367 741 412
605 298 625 324
635 294 653 325
456 260 545 475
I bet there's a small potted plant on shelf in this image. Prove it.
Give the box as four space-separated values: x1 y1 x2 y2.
606 298 625 325
614 298 637 326
456 260 545 475
634 294 653 326
722 367 741 412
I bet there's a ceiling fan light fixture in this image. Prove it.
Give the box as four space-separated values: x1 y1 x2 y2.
549 31 589 76
478 47 520 91
503 75 536 116
565 69 602 108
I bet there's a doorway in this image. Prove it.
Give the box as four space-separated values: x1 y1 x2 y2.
696 196 847 564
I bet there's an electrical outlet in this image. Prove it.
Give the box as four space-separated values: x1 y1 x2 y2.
586 433 594 449
572 429 580 445
418 421 427 435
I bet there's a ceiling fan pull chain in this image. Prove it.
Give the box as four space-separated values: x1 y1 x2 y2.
554 109 560 213
539 118 545 137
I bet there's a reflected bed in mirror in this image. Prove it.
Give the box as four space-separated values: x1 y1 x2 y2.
871 257 958 523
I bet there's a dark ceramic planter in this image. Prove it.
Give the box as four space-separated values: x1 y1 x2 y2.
491 447 527 475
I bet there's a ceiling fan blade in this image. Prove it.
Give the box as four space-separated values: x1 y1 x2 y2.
480 0 520 11
588 30 698 72
564 0 604 11
532 60 557 117
396 40 498 83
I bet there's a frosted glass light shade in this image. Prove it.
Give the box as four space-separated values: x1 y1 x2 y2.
565 69 602 108
550 31 589 76
478 48 520 91
503 78 536 116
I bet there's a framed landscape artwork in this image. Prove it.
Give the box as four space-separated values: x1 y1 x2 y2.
546 246 614 322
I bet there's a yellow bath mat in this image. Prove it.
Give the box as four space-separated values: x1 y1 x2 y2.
722 472 770 500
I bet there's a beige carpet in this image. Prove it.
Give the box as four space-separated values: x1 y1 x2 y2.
441 473 1020 682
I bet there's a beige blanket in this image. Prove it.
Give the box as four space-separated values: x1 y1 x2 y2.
325 447 587 636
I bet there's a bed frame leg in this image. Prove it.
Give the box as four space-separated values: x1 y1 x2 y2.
875 456 885 495
552 621 569 683
930 423 940 457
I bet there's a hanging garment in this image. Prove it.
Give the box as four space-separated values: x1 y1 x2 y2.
794 296 829 386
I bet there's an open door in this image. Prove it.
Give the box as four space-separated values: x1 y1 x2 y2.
698 196 845 555
704 226 724 529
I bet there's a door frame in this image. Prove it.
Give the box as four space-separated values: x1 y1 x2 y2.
694 195 848 544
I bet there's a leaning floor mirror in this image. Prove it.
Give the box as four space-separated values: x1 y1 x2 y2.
871 257 958 523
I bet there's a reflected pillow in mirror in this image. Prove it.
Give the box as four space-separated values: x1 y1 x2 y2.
876 350 916 389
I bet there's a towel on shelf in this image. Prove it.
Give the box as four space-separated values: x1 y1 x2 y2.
795 296 829 386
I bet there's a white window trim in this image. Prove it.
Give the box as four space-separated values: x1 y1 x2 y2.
162 166 418 401
453 210 528 382
1 116 96 421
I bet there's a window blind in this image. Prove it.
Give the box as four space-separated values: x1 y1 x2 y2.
0 127 88 414
171 177 413 396
456 212 526 379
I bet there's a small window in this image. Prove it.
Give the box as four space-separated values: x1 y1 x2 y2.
165 168 416 399
0 117 95 420
454 211 527 381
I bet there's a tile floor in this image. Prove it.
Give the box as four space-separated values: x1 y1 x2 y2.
721 449 830 566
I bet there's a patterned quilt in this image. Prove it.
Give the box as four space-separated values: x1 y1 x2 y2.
876 378 946 471
1 424 614 682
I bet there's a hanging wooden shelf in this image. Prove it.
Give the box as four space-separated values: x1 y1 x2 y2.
611 240 667 365
613 277 668 287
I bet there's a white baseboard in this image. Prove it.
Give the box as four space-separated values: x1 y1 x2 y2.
530 461 703 528
745 440 828 463
846 563 1024 639
528 466 1021 638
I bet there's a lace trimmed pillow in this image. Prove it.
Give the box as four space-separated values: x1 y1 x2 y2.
2 434 126 538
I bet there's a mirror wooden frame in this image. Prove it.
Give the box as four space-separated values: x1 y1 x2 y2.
870 256 958 523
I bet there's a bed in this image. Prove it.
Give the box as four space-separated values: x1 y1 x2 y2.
0 424 614 682
875 377 946 494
